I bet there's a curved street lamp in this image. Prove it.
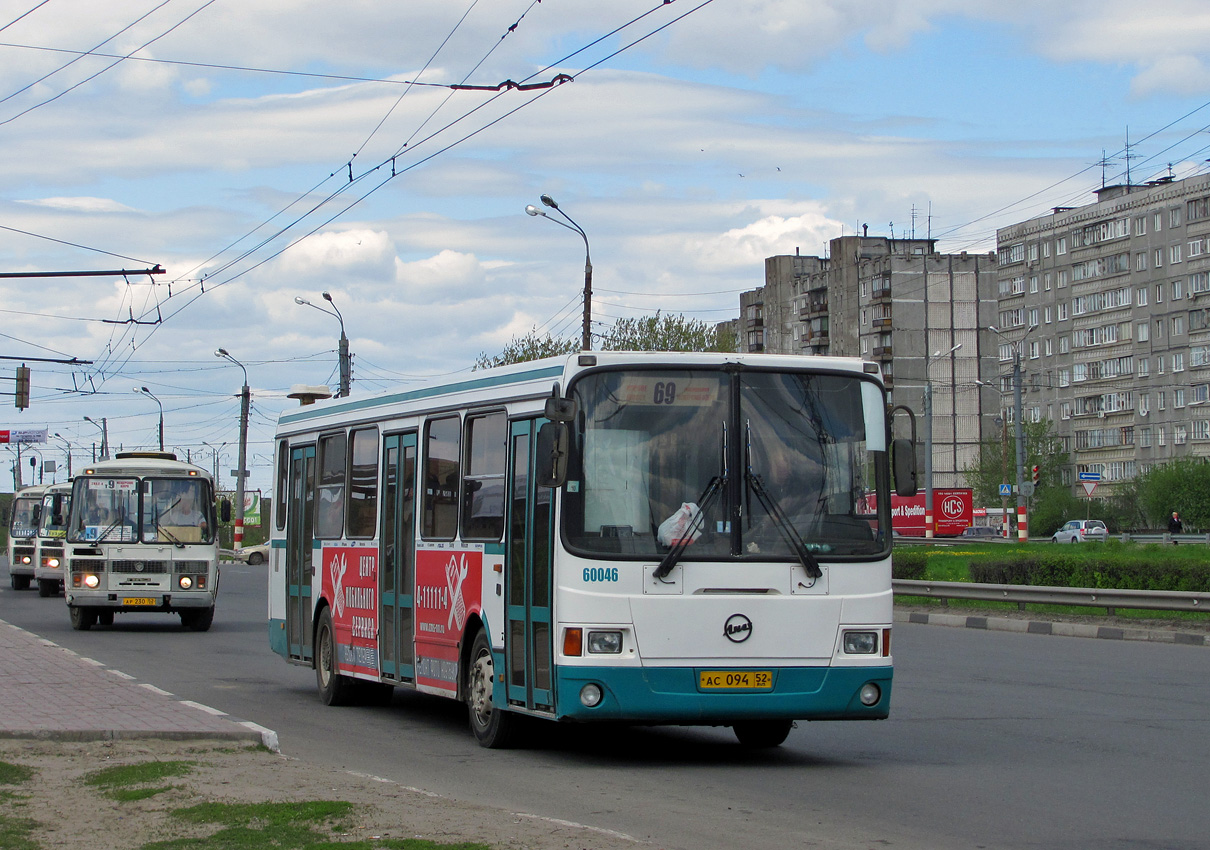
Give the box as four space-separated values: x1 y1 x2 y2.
83 415 108 460
988 324 1037 541
295 292 351 397
136 386 165 451
526 193 593 351
923 343 961 539
52 432 73 478
215 348 251 548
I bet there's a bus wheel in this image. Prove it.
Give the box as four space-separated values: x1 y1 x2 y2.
466 630 516 748
97 610 114 627
38 579 55 597
69 606 96 631
181 607 215 632
11 574 30 590
316 608 355 706
733 719 794 748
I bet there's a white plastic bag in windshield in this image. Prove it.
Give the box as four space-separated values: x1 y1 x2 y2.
657 502 704 547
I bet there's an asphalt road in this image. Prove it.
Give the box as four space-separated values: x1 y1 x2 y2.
3 557 1208 850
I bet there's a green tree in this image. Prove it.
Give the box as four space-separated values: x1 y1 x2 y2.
474 328 579 370
1135 457 1210 530
963 419 1067 505
475 312 732 368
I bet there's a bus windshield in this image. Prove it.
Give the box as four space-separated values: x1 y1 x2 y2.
38 494 70 539
564 368 888 560
9 497 41 539
68 476 214 545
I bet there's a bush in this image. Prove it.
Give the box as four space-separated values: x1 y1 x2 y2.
968 545 1210 592
892 549 927 580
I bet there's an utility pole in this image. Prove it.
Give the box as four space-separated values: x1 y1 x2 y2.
216 349 250 549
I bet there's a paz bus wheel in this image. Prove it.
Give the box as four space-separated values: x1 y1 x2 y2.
315 608 355 706
733 719 794 748
466 629 516 748
38 579 55 597
11 574 30 590
181 607 215 632
97 610 114 627
69 606 96 631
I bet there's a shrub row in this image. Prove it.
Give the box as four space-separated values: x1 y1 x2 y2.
969 548 1210 592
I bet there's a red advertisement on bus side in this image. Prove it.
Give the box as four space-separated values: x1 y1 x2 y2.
414 547 483 693
866 488 973 537
320 542 379 677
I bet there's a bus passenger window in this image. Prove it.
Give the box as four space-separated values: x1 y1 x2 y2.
461 412 505 541
346 427 379 538
423 416 460 539
316 432 347 539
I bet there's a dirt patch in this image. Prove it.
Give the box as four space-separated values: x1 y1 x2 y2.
0 738 652 850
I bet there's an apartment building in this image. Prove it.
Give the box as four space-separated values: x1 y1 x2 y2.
994 173 1210 492
741 237 998 490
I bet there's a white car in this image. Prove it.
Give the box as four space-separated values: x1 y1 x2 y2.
1051 520 1108 543
233 543 269 565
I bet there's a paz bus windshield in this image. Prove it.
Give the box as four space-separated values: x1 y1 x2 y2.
9 497 41 539
68 477 214 545
563 367 890 560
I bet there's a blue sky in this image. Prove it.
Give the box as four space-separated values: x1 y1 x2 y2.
3 0 1210 496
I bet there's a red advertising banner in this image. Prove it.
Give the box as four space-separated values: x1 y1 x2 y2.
414 546 482 693
867 488 973 537
320 542 379 677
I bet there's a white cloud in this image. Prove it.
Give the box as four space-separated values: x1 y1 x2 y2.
16 197 137 213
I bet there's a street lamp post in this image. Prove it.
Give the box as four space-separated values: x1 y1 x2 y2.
215 348 250 549
294 293 351 397
923 343 962 539
52 433 72 479
989 325 1036 541
202 441 226 484
83 416 108 460
526 194 593 351
136 387 164 451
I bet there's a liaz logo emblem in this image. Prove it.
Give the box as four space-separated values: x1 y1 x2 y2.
723 613 752 643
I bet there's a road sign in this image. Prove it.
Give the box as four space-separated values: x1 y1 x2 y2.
999 483 1012 496
1078 472 1101 482
1020 482 1035 498
1082 482 1098 497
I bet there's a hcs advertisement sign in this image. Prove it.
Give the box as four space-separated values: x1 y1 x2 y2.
867 488 973 537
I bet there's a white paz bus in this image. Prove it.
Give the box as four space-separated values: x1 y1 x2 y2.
268 352 917 747
7 484 46 589
65 452 223 631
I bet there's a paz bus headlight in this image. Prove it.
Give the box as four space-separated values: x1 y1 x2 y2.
179 575 193 589
83 574 100 589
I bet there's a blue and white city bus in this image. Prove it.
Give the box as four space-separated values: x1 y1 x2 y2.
268 351 917 747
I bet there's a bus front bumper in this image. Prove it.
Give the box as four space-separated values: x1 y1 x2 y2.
65 590 215 611
552 664 892 724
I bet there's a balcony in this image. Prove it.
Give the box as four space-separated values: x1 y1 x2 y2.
872 346 893 359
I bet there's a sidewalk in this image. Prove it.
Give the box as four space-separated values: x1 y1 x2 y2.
0 618 278 749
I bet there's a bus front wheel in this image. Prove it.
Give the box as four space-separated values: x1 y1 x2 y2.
316 608 356 706
11 574 30 590
181 607 215 631
733 719 794 748
38 579 57 597
69 606 96 631
466 629 516 748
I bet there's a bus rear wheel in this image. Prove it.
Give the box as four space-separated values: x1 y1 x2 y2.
69 606 96 631
38 579 57 597
315 608 356 706
466 629 516 748
733 719 794 748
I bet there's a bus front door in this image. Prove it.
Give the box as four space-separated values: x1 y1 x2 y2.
380 433 416 682
505 420 554 712
287 445 316 663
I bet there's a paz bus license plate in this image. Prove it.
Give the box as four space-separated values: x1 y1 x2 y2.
699 671 773 690
122 597 158 606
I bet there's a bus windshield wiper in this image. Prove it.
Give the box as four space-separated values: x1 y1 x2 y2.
653 475 724 580
96 509 131 543
744 470 823 580
154 517 186 549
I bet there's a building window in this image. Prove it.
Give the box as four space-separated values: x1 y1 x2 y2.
1044 272 1052 291
1059 336 1070 354
1137 357 1149 376
1030 275 1039 293
1155 248 1164 268
1134 216 1147 236
1190 239 1203 258
1174 352 1185 372
1057 237 1067 255
1137 322 1149 342
1044 306 1053 324
1155 212 1163 231
1156 283 1165 303
1058 302 1069 321
1028 308 1039 326
1171 244 1183 264
1159 391 1167 410
1175 388 1187 408
1171 207 1183 228
1029 341 1040 359
1173 279 1184 300
1059 368 1070 388
1137 287 1148 307
1029 244 1039 262
1173 315 1185 336
1136 252 1148 271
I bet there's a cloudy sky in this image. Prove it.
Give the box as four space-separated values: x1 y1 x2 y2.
4 0 1210 497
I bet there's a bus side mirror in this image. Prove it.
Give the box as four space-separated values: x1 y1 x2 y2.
220 499 232 523
544 395 577 423
535 422 569 488
893 437 918 497
51 495 63 525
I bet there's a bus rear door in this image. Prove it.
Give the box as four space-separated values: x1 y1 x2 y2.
287 444 316 663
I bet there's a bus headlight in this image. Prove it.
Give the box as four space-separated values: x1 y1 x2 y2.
48 558 60 569
83 574 100 589
179 575 193 589
859 683 882 706
843 631 879 654
20 555 32 565
587 631 622 654
580 684 603 707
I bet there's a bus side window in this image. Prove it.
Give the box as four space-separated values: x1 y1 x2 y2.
346 427 379 538
423 416 460 539
461 412 506 541
316 432 347 539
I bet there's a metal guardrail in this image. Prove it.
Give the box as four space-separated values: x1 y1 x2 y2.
894 579 1210 613
896 533 1210 546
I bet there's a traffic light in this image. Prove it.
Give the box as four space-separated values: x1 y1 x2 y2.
14 364 30 409
1031 464 1040 484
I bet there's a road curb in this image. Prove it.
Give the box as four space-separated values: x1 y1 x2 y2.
895 608 1209 646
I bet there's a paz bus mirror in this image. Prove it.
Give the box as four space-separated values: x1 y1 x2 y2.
892 437 918 497
535 421 569 488
220 499 232 523
51 495 64 525
544 395 577 423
